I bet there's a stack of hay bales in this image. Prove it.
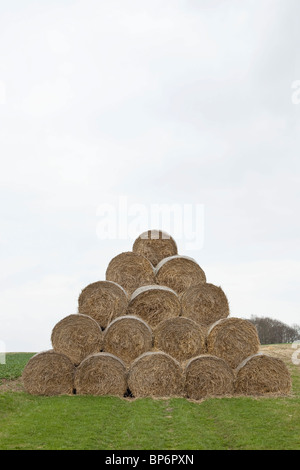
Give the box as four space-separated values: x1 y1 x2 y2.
23 230 292 399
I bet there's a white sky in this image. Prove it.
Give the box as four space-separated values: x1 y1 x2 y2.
0 0 299 351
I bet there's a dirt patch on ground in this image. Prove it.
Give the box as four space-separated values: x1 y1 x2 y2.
0 377 24 392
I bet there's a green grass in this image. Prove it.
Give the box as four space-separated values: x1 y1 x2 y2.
0 353 35 381
0 352 299 450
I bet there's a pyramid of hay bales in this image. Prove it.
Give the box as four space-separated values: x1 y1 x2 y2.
23 229 292 399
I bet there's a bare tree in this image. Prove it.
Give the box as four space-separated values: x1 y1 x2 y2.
249 316 300 345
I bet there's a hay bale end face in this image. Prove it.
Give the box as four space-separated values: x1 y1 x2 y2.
106 251 156 296
181 283 230 327
128 351 183 398
155 255 206 294
132 229 178 267
51 314 103 366
78 280 128 329
103 315 153 366
74 352 127 396
154 317 206 362
207 317 260 369
22 350 75 396
126 285 181 329
184 355 235 400
235 353 292 396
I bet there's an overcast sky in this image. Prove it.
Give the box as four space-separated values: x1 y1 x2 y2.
1 0 299 352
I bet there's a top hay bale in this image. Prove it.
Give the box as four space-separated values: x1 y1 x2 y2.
155 255 206 294
106 251 156 296
132 229 178 267
181 283 230 327
51 314 103 366
78 280 128 329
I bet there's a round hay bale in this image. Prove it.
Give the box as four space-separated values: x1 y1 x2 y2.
126 285 181 329
206 317 260 369
235 353 292 396
78 280 128 329
22 350 75 396
154 317 206 362
184 355 235 400
128 351 183 398
74 352 127 396
51 314 103 366
155 255 206 294
132 229 178 267
180 283 230 327
103 315 153 366
106 251 156 296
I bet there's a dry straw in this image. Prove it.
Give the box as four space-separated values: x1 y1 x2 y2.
78 280 128 329
126 285 181 329
128 351 183 398
181 283 230 327
132 229 178 267
154 317 206 363
235 353 292 396
103 315 153 366
22 350 75 396
184 355 235 400
106 251 156 296
74 352 127 396
207 317 260 369
155 255 206 294
51 314 103 366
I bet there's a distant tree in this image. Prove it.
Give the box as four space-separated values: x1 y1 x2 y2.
249 316 300 345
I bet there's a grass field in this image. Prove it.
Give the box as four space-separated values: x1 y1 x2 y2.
0 345 299 450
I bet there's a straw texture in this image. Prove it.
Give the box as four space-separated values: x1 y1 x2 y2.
51 314 103 366
127 285 181 328
106 251 156 296
184 355 235 400
181 283 230 327
78 280 128 329
103 315 153 366
132 230 178 267
22 350 75 396
207 317 260 369
74 352 127 396
235 353 292 396
128 351 183 398
155 255 206 294
154 317 206 362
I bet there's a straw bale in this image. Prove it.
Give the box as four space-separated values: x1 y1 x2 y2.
155 255 206 294
132 229 178 267
78 280 128 329
127 285 181 329
51 314 103 365
106 251 155 296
